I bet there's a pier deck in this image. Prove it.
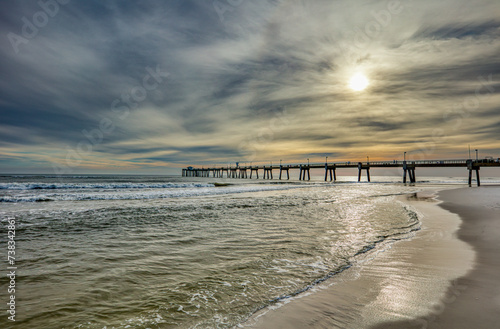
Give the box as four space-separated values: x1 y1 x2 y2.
182 159 500 186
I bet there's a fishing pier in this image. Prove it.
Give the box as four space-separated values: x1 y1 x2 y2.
182 158 500 187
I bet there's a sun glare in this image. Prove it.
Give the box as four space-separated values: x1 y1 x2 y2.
349 73 369 91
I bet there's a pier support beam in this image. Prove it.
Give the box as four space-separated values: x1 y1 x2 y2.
403 162 416 183
299 166 310 181
467 161 480 187
239 169 247 179
250 168 259 179
405 168 416 183
279 166 290 180
263 167 273 179
324 164 336 182
357 163 370 182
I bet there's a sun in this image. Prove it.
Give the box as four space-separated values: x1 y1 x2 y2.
349 73 369 91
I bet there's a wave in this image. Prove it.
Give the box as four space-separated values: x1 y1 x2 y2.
1 174 168 178
0 184 302 203
0 182 215 190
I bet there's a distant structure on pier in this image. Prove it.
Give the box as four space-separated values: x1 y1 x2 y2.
183 158 500 187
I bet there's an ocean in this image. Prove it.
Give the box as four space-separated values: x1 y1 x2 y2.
0 174 493 328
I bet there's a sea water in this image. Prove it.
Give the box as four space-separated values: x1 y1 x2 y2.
0 174 477 328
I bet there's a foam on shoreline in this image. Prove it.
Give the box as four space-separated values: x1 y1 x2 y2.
372 186 500 328
243 186 476 328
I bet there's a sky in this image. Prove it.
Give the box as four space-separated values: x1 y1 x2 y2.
1 0 499 175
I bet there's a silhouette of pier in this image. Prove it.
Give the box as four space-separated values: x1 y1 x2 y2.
182 158 500 187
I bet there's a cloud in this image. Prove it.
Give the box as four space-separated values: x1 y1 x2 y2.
0 0 499 173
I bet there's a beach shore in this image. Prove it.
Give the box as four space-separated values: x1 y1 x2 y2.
244 186 500 328
372 186 500 329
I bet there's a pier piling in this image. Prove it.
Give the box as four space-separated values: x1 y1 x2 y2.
325 164 336 182
357 163 370 182
279 166 290 180
299 165 310 181
263 166 273 179
467 160 480 187
403 162 416 183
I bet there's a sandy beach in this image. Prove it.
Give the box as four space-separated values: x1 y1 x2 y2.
244 186 500 328
373 186 500 328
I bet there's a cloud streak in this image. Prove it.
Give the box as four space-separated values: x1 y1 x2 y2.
0 0 499 173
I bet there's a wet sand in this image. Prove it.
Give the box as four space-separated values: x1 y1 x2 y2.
371 186 500 329
243 186 499 328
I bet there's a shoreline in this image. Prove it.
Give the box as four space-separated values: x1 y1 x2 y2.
243 185 481 328
372 185 500 328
